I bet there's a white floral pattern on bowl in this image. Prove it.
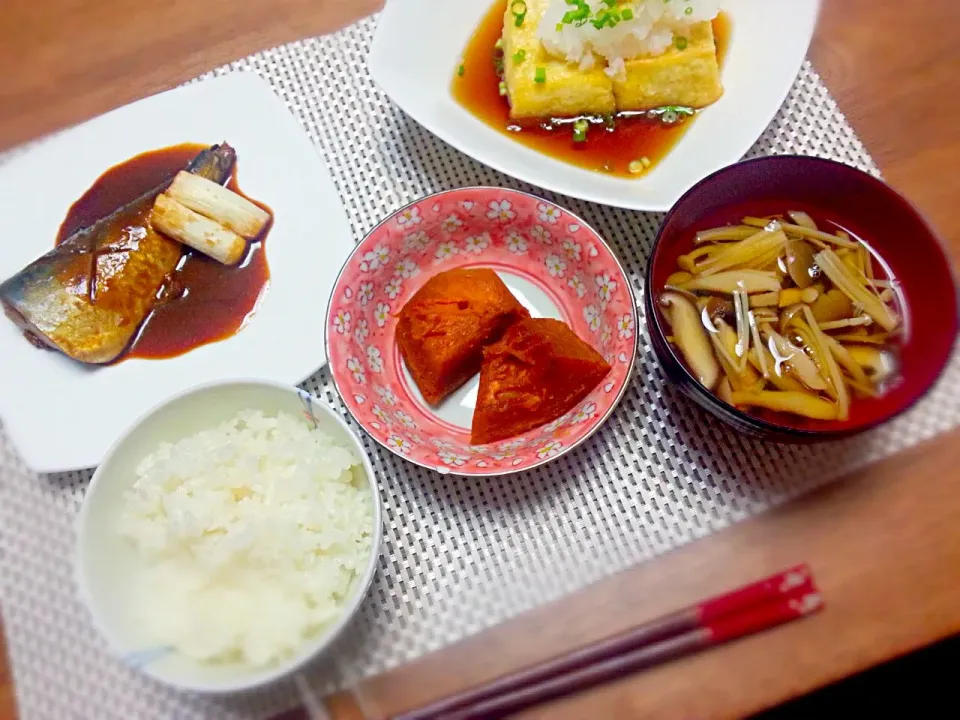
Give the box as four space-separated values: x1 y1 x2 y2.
326 188 637 475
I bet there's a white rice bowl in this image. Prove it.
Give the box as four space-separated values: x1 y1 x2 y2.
76 380 382 693
119 410 373 668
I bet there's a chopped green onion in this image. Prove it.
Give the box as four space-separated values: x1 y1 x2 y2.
512 49 526 64
511 0 527 26
534 66 546 84
457 64 465 77
675 36 688 50
622 8 634 21
562 2 591 26
685 5 694 14
499 81 508 96
591 10 617 29
573 118 589 143
649 105 695 123
557 0 593 31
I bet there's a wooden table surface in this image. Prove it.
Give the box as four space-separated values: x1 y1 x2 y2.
1 0 959 718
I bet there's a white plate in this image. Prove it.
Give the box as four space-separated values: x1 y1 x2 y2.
0 72 354 473
369 0 820 212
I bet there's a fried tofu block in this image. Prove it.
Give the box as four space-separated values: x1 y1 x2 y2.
613 22 723 111
471 318 611 445
396 268 530 406
502 0 615 119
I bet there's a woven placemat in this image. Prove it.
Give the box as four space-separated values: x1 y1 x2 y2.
2 13 959 720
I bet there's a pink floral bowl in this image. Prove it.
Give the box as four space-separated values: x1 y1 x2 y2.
325 187 638 476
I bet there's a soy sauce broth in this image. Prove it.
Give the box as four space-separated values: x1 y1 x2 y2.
452 0 731 177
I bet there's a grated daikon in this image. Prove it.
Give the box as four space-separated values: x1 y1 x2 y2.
538 0 723 74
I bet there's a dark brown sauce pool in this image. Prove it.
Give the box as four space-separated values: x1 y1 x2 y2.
452 1 731 177
57 143 271 361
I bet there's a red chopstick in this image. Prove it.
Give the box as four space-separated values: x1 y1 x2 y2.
442 589 823 720
394 565 820 720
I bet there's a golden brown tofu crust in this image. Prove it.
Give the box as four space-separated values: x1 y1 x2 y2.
501 7 723 119
613 22 723 111
502 0 616 119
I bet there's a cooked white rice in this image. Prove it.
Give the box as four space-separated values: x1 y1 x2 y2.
539 0 722 74
118 409 374 668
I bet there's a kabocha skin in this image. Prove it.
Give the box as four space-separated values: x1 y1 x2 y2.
396 268 530 405
471 317 611 445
